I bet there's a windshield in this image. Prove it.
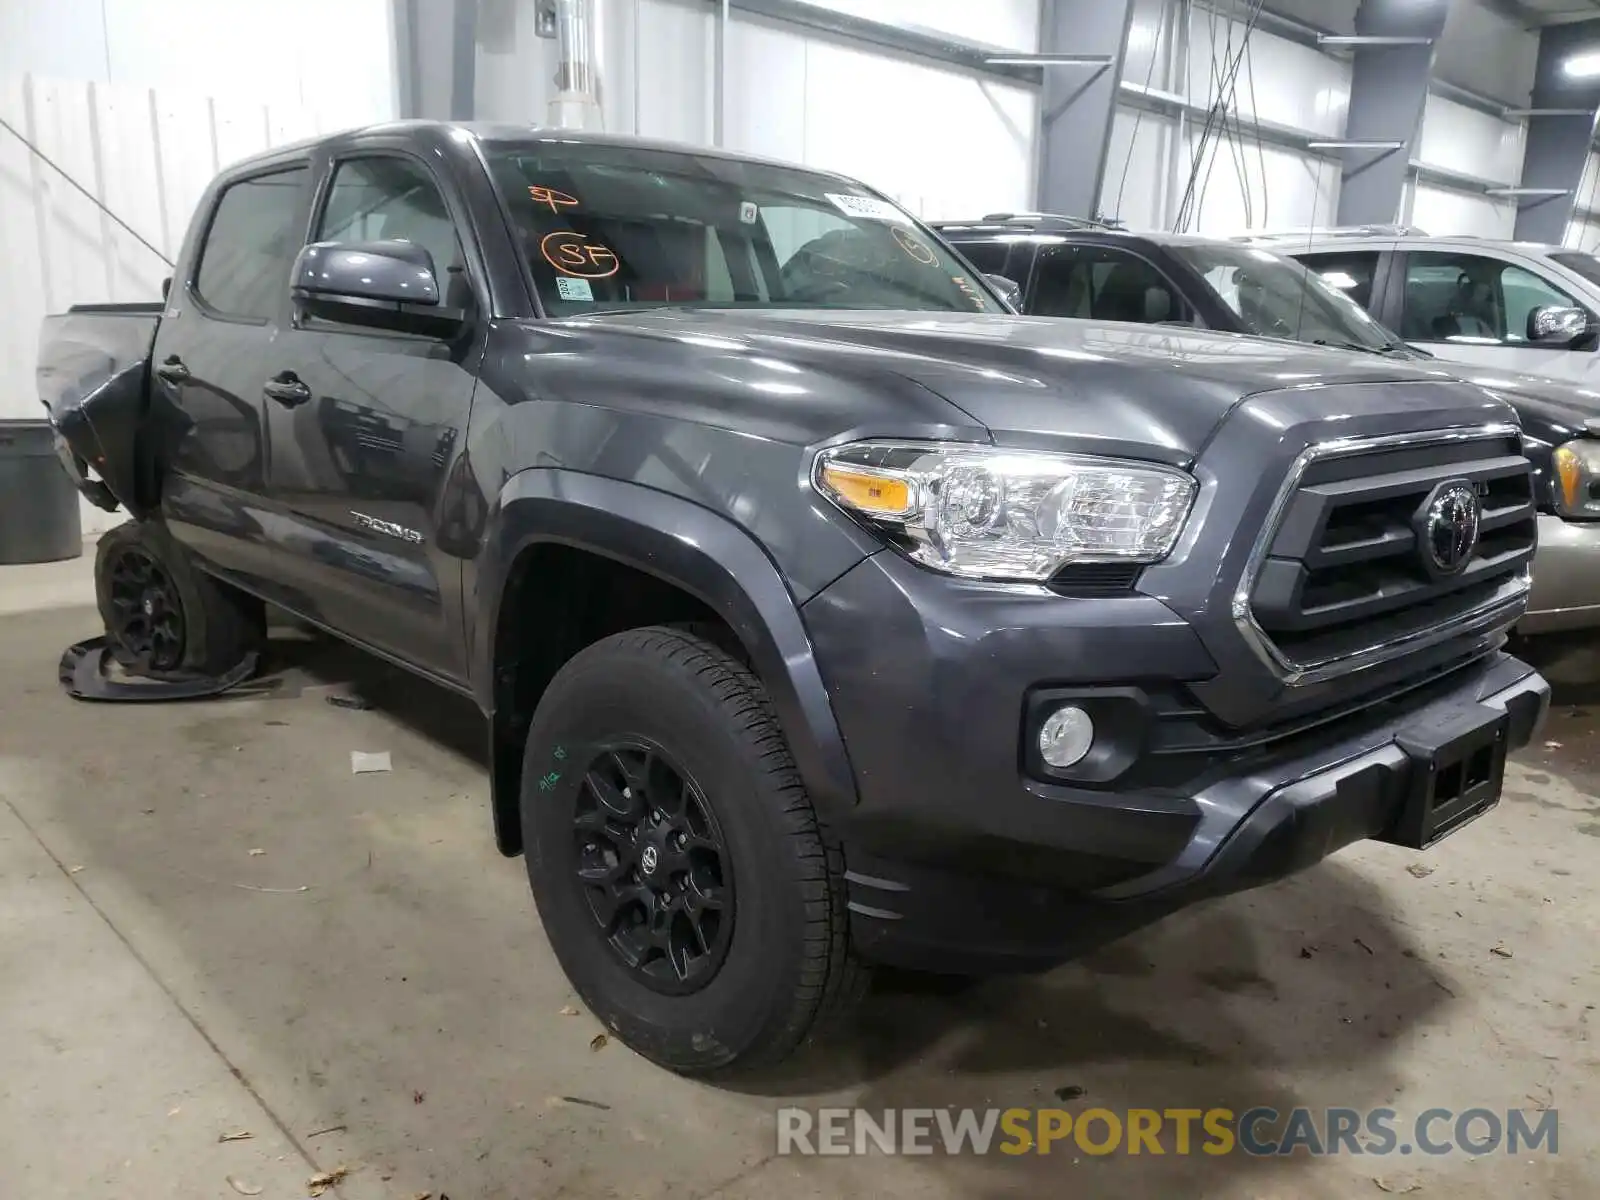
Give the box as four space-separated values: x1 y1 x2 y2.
487 144 1005 317
1549 251 1600 290
1170 243 1401 351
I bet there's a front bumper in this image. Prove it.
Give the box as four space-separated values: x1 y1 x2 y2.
803 551 1549 972
1521 512 1600 634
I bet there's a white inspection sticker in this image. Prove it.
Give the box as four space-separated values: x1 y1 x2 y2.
825 192 910 223
555 276 594 301
739 200 759 224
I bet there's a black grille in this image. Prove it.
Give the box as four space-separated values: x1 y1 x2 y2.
1050 562 1143 594
1247 432 1535 673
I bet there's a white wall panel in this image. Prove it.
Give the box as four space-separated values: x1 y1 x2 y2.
2 0 396 127
1122 0 1173 88
0 0 110 79
719 15 1035 219
1246 0 1357 37
723 19 809 165
1181 135 1340 237
1416 94 1525 186
1409 185 1516 239
1566 215 1600 253
1101 107 1174 231
1567 153 1600 250
475 5 557 128
1183 17 1348 138
804 0 1040 52
478 1 1035 216
635 0 715 144
1433 1 1536 110
796 39 1033 217
99 0 394 128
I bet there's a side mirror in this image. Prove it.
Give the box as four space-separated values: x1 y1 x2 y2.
291 240 464 338
984 273 1024 311
1527 304 1591 348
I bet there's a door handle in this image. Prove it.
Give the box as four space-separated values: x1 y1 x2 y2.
155 357 190 383
262 373 312 407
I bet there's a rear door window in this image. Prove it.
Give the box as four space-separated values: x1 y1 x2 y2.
946 239 1012 276
193 167 310 321
1031 246 1189 325
1294 251 1381 312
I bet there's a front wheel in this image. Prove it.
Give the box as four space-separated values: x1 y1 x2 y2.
520 626 865 1074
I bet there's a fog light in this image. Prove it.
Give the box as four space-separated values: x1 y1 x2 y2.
1038 705 1094 769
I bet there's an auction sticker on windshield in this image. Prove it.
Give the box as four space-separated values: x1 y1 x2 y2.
825 193 909 223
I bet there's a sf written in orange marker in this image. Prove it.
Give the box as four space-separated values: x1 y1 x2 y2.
540 231 620 278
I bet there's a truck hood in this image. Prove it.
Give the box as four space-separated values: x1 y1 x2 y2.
563 309 1478 463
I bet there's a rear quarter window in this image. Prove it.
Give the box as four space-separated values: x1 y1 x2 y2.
947 240 1012 277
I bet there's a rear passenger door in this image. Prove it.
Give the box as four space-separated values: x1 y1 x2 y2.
154 164 311 588
262 152 486 684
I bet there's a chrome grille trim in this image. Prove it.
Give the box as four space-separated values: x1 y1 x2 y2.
1231 423 1530 687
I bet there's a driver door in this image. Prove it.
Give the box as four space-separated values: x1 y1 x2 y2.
261 153 486 684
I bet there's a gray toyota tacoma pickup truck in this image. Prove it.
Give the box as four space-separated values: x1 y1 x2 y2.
39 121 1549 1075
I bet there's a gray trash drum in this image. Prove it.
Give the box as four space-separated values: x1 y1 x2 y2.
0 419 83 564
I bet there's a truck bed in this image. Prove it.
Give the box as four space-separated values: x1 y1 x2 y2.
36 303 163 514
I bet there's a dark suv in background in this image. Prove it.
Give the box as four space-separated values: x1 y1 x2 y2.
937 214 1600 634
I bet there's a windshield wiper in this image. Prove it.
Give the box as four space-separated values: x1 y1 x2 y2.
1309 337 1419 358
1310 338 1386 356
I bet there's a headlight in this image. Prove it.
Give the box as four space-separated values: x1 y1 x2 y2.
813 441 1196 580
1551 438 1600 519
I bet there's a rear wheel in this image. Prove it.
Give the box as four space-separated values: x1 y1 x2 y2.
520 626 865 1074
95 520 264 676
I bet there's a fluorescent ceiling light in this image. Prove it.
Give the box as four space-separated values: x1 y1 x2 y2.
1564 52 1600 80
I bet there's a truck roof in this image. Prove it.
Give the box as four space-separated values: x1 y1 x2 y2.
223 119 862 185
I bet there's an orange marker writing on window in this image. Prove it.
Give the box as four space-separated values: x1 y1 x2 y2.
540 231 620 278
528 186 579 214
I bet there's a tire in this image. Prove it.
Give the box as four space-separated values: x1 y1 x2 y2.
520 626 866 1074
95 519 264 676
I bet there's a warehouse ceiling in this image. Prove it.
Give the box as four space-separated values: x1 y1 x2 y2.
1496 0 1600 26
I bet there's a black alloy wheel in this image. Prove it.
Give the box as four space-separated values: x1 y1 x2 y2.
104 545 186 671
572 742 734 994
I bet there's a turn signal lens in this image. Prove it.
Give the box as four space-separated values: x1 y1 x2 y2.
817 464 914 517
1554 444 1583 510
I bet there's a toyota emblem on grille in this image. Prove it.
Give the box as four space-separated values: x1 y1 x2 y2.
1416 479 1481 578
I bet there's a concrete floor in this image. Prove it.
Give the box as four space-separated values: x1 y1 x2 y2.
2 548 1598 1200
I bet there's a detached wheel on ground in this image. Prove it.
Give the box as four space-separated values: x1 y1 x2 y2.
520 626 865 1074
94 519 264 677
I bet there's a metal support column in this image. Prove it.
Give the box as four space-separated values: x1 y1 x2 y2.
1330 0 1450 227
1514 20 1600 245
394 0 480 121
1034 0 1135 220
